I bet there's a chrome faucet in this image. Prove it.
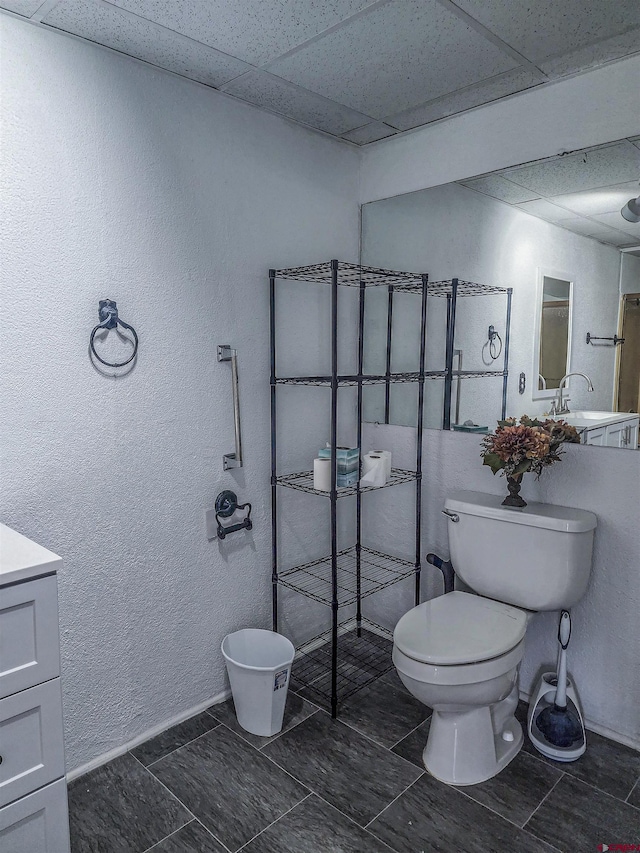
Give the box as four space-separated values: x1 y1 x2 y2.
553 372 594 415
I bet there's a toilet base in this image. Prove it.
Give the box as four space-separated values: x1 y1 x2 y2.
423 685 523 786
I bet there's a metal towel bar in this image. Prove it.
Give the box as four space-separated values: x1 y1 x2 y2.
218 344 243 470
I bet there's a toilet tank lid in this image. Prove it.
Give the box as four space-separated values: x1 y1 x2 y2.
394 591 527 665
445 491 597 533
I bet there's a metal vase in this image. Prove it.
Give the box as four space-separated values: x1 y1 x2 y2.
503 474 527 507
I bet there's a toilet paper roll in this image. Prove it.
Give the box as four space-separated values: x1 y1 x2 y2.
360 452 387 487
371 449 392 479
313 457 331 491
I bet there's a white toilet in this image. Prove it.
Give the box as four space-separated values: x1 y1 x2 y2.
393 490 596 786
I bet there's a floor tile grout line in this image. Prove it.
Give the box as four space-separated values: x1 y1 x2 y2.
521 742 640 804
130 751 198 817
257 708 322 751
363 774 424 830
134 752 233 853
453 774 549 832
309 791 401 853
221 723 321 799
235 792 314 852
309 707 427 777
141 819 199 853
190 817 235 853
624 777 640 808
522 770 566 829
387 713 432 750
143 720 224 769
560 770 640 804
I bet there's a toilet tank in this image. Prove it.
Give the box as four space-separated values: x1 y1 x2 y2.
444 491 597 611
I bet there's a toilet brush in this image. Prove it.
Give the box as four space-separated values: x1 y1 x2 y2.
535 611 584 748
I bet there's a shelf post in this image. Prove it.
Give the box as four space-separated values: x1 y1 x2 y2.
330 259 339 718
415 275 428 606
502 288 513 420
356 277 366 636
384 285 394 424
443 279 458 429
270 269 278 632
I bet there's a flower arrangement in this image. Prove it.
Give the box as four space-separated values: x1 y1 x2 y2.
481 415 581 506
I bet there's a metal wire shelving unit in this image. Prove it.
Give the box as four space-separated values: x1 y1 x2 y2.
270 260 512 717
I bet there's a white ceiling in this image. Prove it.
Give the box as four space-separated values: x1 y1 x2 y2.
2 0 640 144
457 138 640 252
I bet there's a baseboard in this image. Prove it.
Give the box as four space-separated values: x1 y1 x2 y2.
519 689 639 752
66 688 232 782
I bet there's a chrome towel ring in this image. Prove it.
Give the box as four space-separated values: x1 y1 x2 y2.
90 299 139 367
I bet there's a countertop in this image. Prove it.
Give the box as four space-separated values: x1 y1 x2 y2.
0 523 62 586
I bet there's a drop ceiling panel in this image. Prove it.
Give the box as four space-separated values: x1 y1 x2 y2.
540 29 640 79
0 0 44 15
341 121 397 144
549 183 640 217
460 174 539 204
385 66 540 131
502 143 640 197
266 0 519 118
221 70 371 135
43 0 250 88
592 212 640 239
515 199 577 222
110 0 377 66
452 0 640 63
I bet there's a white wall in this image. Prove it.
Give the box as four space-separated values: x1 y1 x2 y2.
361 182 621 427
361 422 640 747
0 14 359 773
620 253 640 294
360 54 640 204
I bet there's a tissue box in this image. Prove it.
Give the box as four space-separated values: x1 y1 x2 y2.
318 446 359 487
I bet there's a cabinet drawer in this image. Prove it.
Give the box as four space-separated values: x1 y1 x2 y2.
0 575 60 698
0 778 70 853
0 679 65 808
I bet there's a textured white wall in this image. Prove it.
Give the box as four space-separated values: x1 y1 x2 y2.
361 422 640 747
0 14 359 772
620 253 640 295
361 182 621 426
359 54 640 204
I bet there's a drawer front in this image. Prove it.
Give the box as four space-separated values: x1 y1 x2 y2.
0 679 65 808
0 778 70 853
0 575 60 699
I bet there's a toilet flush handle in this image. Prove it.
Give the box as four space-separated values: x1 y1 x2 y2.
442 509 459 522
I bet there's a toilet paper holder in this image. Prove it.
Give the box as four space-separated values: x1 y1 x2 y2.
215 490 252 539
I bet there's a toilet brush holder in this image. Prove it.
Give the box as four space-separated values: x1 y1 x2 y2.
527 672 586 762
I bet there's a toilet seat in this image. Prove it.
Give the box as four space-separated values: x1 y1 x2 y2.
394 591 528 666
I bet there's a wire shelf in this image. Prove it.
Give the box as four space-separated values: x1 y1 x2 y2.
453 369 507 379
274 371 443 386
395 278 509 296
272 261 509 295
276 467 417 497
274 369 505 386
279 546 415 607
273 261 424 288
290 620 394 707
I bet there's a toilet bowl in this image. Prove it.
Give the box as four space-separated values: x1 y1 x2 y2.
392 491 596 786
393 591 529 785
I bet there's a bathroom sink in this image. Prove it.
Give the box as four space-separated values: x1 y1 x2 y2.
561 411 636 428
564 411 621 420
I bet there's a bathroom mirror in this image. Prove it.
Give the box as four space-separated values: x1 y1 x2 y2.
361 136 640 449
534 272 573 398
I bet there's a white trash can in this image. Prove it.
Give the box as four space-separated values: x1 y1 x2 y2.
221 628 295 737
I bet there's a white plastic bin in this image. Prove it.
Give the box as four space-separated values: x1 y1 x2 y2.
221 628 295 737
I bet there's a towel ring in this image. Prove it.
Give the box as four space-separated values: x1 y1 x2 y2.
90 299 139 367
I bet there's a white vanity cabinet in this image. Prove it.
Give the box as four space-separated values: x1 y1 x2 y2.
0 525 70 853
576 416 639 449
